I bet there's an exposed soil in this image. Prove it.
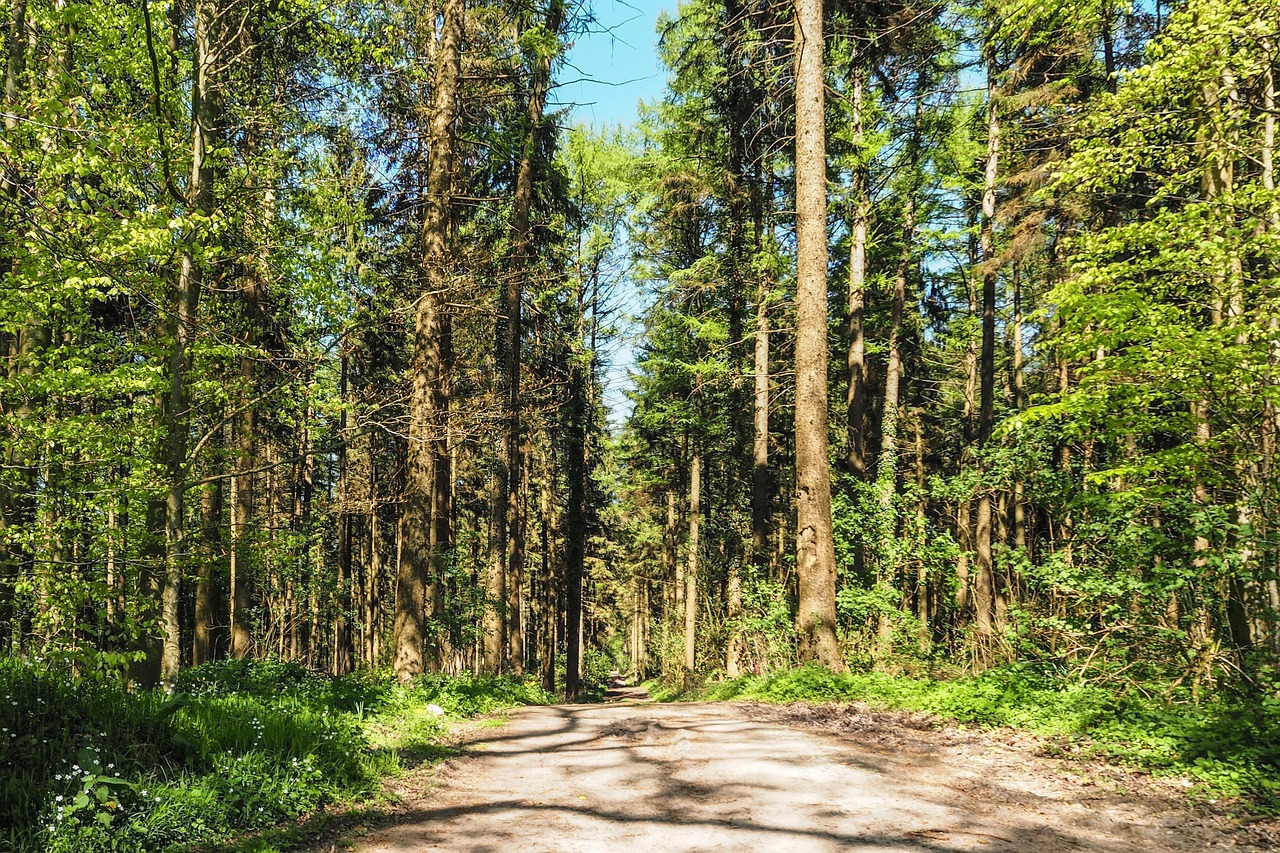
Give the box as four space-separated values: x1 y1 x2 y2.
349 690 1278 853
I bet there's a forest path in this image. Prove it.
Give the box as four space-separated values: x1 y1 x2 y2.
354 698 1271 853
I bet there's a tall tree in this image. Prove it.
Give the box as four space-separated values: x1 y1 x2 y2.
156 0 228 685
394 0 464 683
792 0 841 667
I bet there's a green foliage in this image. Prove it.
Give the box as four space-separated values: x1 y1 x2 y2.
410 672 556 717
581 647 620 699
735 577 798 671
1 657 550 853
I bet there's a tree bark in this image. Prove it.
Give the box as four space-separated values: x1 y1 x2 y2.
0 0 28 649
1261 47 1280 652
1010 264 1026 551
752 286 771 572
539 444 558 690
973 64 1000 641
490 0 561 673
684 448 700 687
563 343 588 701
395 0 463 682
875 191 914 588
229 346 256 659
792 0 841 668
158 0 224 685
846 67 869 478
194 475 221 665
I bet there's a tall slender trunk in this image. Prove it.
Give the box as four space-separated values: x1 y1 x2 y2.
0 0 29 649
517 0 560 675
751 286 771 571
726 504 744 679
105 471 127 641
333 356 354 674
194 475 220 664
493 1 562 675
846 68 869 477
1261 47 1280 652
229 350 256 659
1010 264 1026 551
428 300 453 670
667 483 682 653
368 495 380 665
563 343 588 701
973 63 1000 642
875 192 915 605
721 0 754 681
913 412 930 651
394 0 463 682
226 0 278 663
880 242 908 482
684 448 701 687
877 90 923 557
538 444 558 691
335 435 355 676
157 0 223 684
793 0 841 668
631 573 642 680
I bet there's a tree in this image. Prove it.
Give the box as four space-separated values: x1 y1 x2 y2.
792 0 841 668
393 0 464 683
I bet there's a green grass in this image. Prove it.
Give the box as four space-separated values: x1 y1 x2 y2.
0 656 552 853
655 664 1280 810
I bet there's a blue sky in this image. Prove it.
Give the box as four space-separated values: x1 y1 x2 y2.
555 1 676 426
557 0 672 127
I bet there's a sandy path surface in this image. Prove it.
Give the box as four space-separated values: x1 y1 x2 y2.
355 696 1274 853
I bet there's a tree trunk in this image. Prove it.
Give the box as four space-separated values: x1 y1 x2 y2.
0 0 29 650
158 0 224 685
429 299 454 670
874 190 915 648
972 63 1000 641
394 0 463 682
792 0 841 668
726 529 743 679
539 445 557 691
563 345 588 701
1010 264 1027 551
846 67 869 478
229 365 255 659
684 448 700 688
913 412 930 651
752 286 771 571
1261 47 1280 652
499 0 564 676
194 476 221 665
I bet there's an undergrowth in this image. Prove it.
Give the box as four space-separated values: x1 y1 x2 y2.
0 656 552 853
654 664 1280 811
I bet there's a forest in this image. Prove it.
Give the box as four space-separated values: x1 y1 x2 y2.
2 0 1280 849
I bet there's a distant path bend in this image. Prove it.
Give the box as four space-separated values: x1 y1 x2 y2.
357 699 1271 853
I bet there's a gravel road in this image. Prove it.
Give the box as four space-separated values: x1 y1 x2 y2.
354 696 1275 853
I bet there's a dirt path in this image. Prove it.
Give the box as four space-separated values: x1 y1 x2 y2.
355 696 1275 853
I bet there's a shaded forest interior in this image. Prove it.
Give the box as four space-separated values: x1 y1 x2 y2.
3 0 1280 713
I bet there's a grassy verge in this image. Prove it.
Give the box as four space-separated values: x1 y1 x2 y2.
648 664 1280 810
0 656 551 853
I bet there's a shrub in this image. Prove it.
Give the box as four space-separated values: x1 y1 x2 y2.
2 656 552 853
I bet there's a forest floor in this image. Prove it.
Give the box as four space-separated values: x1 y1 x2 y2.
340 684 1279 853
